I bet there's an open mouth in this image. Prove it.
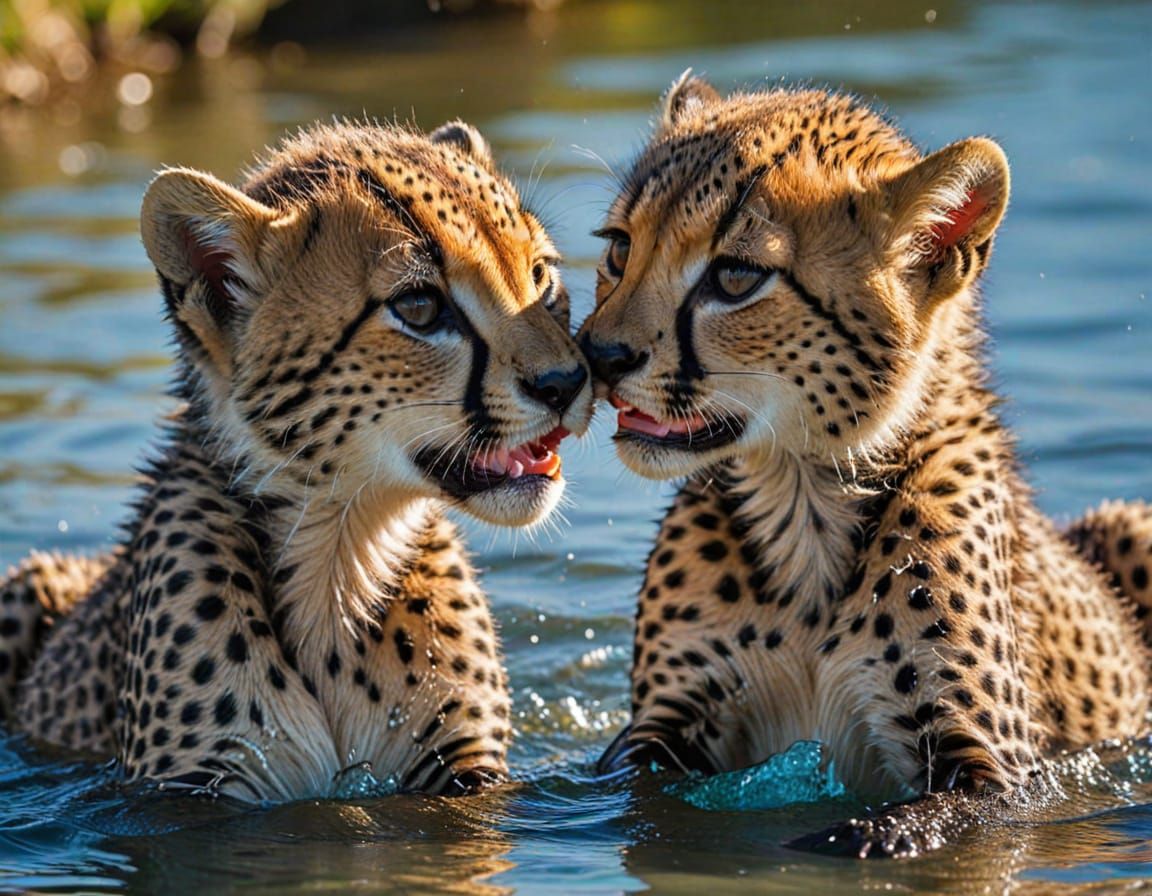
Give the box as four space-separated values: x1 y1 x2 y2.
415 427 569 498
611 396 744 452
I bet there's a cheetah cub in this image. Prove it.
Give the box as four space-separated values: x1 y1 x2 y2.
0 120 593 801
580 74 1152 854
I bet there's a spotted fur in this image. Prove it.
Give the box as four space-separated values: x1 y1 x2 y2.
580 74 1152 855
0 119 593 801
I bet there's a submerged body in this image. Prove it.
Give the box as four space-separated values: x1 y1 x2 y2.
580 75 1152 849
0 120 593 801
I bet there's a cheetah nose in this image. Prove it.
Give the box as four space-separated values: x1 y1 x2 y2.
519 364 589 414
580 334 649 388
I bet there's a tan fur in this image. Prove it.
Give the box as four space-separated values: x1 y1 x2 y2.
0 119 593 801
581 77 1152 847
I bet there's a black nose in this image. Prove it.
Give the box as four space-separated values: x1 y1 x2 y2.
581 335 648 388
520 365 588 413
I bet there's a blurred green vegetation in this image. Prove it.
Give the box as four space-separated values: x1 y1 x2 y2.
1 0 281 102
0 0 551 103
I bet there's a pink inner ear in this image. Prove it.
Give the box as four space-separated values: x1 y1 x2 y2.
929 188 991 253
180 224 233 297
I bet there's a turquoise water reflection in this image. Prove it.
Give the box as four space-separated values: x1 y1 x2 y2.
1 0 1150 891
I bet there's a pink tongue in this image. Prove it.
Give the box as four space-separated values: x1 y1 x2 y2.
508 446 553 476
472 443 561 479
619 410 707 439
618 410 670 438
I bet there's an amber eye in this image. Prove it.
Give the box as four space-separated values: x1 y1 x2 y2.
390 290 445 333
606 235 631 278
710 259 773 302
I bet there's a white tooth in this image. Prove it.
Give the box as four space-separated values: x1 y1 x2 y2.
507 459 525 479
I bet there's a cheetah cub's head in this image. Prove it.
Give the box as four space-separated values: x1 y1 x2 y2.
579 74 1009 480
141 121 592 526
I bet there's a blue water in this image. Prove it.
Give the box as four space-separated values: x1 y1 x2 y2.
666 741 847 812
1 0 1151 891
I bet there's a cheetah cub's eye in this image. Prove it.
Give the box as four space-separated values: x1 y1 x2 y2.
709 258 776 303
390 289 448 334
605 234 631 278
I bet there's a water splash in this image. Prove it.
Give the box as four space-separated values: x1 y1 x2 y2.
666 741 846 811
330 762 399 800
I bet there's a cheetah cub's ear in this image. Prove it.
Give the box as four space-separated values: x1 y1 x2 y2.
141 169 300 377
658 69 721 135
430 120 495 171
881 137 1010 311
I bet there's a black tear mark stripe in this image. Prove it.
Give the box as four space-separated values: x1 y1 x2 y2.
674 292 704 385
781 272 885 373
450 302 496 437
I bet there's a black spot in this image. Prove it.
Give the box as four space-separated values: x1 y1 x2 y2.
698 540 729 562
180 701 202 724
165 570 194 596
214 693 237 726
895 663 918 694
394 628 415 665
195 595 226 621
873 572 892 599
191 656 215 684
922 619 950 639
908 586 933 610
693 513 720 530
226 632 248 664
715 574 741 603
909 561 933 580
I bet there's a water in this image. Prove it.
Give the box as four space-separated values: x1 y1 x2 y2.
1 0 1150 890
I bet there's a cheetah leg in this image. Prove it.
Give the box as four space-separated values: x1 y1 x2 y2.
0 550 115 720
1065 500 1152 637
